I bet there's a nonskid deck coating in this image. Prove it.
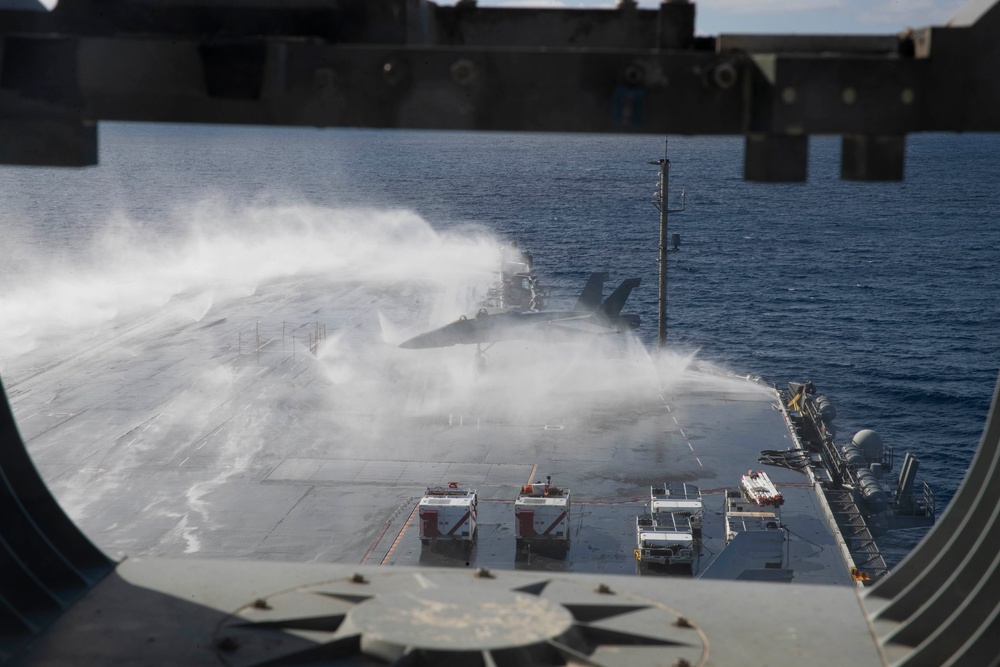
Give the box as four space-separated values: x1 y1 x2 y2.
6 273 853 584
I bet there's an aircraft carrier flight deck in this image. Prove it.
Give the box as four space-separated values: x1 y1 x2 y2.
4 261 925 587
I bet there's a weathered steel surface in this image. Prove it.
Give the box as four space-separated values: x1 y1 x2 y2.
2 0 1000 177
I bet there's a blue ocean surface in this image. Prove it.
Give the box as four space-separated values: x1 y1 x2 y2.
2 124 998 565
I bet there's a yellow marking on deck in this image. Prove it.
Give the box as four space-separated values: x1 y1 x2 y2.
381 504 419 566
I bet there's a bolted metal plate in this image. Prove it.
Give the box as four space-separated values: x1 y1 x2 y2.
214 570 706 666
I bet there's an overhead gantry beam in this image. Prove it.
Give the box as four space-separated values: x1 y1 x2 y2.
2 0 1000 179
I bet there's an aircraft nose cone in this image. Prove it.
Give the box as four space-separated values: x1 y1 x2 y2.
399 333 434 350
398 335 430 349
399 326 459 349
399 319 474 349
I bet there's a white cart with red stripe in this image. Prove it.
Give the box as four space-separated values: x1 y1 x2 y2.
514 479 570 551
418 484 478 543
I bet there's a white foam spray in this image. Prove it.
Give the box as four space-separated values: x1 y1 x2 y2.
3 198 767 557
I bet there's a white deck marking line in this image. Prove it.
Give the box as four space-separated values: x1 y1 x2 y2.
194 420 233 450
661 399 699 468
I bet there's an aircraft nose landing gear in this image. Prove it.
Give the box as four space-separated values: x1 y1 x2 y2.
474 344 492 376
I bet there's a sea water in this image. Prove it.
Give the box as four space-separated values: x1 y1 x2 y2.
1 124 998 565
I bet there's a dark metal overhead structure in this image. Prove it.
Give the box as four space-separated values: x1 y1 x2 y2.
866 375 1000 666
0 379 113 662
2 0 1000 179
2 1 1000 665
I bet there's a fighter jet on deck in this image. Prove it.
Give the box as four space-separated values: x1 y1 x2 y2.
399 272 641 349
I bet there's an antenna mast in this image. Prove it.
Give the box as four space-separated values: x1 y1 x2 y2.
652 139 683 350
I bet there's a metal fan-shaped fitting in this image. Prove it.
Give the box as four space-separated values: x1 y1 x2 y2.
214 570 706 666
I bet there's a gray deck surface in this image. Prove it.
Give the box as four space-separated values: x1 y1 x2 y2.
4 273 853 585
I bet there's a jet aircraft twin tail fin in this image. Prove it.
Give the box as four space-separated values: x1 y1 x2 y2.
573 272 610 312
598 278 642 318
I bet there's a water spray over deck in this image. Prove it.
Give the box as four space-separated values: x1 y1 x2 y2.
0 194 920 583
0 204 497 364
2 201 766 563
